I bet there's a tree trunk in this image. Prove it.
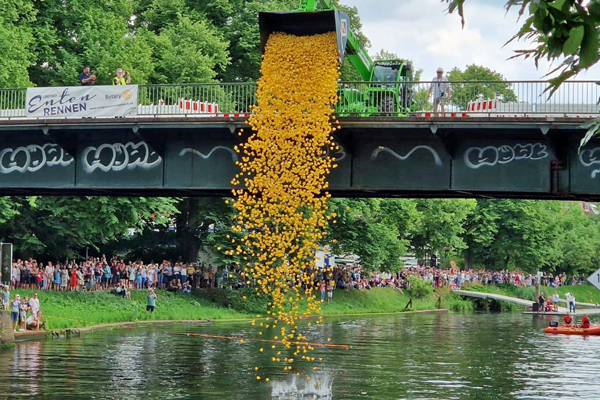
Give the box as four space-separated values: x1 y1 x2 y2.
464 249 473 270
175 199 202 263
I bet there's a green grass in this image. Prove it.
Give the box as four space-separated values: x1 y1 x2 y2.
15 283 592 331
9 289 250 330
8 286 454 330
320 287 439 314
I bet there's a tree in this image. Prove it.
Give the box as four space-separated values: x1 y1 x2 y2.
0 0 36 87
146 16 230 84
444 0 600 143
0 197 179 260
327 198 420 271
462 200 559 272
190 0 298 82
447 64 518 109
29 0 155 86
173 198 237 263
550 203 600 275
0 197 20 225
408 199 476 260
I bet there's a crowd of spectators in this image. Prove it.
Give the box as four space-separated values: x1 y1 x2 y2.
327 264 588 292
6 256 589 297
8 255 232 294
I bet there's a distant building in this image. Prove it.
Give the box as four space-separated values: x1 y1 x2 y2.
580 202 599 216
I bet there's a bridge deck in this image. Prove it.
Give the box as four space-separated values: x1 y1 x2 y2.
455 290 600 316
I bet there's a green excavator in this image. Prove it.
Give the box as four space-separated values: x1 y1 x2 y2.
259 0 413 116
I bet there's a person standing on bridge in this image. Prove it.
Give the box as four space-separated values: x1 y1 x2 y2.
567 292 576 313
427 67 451 114
552 292 560 312
80 66 96 86
538 292 546 313
112 68 131 86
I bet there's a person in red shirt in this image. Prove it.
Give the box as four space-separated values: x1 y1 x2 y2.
581 315 591 329
563 312 573 326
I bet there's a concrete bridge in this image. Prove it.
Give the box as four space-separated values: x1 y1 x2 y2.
0 115 598 199
455 289 600 316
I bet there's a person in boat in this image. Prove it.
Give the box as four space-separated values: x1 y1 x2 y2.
581 315 591 329
563 312 573 327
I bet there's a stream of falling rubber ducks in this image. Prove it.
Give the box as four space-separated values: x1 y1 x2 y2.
226 32 342 385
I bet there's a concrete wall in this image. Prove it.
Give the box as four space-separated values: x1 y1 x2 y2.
0 310 14 344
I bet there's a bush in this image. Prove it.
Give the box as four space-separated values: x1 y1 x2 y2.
406 275 434 299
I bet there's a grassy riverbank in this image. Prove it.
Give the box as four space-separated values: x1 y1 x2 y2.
10 284 593 330
9 287 461 330
9 289 250 330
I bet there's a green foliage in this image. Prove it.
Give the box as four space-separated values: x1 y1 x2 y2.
406 275 434 299
463 200 558 272
327 198 420 271
0 197 179 260
0 198 19 225
408 199 476 258
11 288 249 330
172 198 239 263
0 0 36 87
447 64 518 109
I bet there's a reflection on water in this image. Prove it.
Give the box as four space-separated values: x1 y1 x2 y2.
1 313 600 399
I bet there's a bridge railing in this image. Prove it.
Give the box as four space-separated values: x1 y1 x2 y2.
0 88 26 118
137 82 257 116
338 80 600 117
1 80 598 118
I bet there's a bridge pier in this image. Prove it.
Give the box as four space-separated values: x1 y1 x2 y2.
0 310 15 345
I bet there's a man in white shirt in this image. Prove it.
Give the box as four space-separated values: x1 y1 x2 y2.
427 67 451 113
29 292 40 317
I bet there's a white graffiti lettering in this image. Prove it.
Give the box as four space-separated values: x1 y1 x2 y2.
82 142 161 173
464 143 548 169
579 147 600 178
323 143 346 162
179 146 238 162
370 145 442 166
0 143 73 174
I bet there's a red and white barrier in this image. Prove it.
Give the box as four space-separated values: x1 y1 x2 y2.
179 99 220 114
467 99 498 112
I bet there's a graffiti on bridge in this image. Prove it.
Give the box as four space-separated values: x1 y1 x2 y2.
0 144 73 174
370 145 442 166
82 142 161 173
464 143 549 169
579 148 600 178
179 146 238 162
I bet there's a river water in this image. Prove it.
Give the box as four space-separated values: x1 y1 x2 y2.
1 312 599 400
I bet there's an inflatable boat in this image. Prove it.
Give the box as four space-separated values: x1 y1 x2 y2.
545 325 600 335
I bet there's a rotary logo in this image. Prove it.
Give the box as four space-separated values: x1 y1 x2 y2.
122 89 133 101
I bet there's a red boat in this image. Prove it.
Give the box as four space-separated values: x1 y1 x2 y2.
545 325 600 335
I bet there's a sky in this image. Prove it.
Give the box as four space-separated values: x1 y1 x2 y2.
340 0 600 81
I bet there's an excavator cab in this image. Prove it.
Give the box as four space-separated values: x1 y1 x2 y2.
372 63 401 83
259 10 350 63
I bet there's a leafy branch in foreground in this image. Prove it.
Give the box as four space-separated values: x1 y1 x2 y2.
443 0 600 146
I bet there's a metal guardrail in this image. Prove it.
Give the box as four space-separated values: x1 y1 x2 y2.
1 81 598 119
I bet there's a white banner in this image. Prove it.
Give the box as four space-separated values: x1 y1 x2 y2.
26 85 138 118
